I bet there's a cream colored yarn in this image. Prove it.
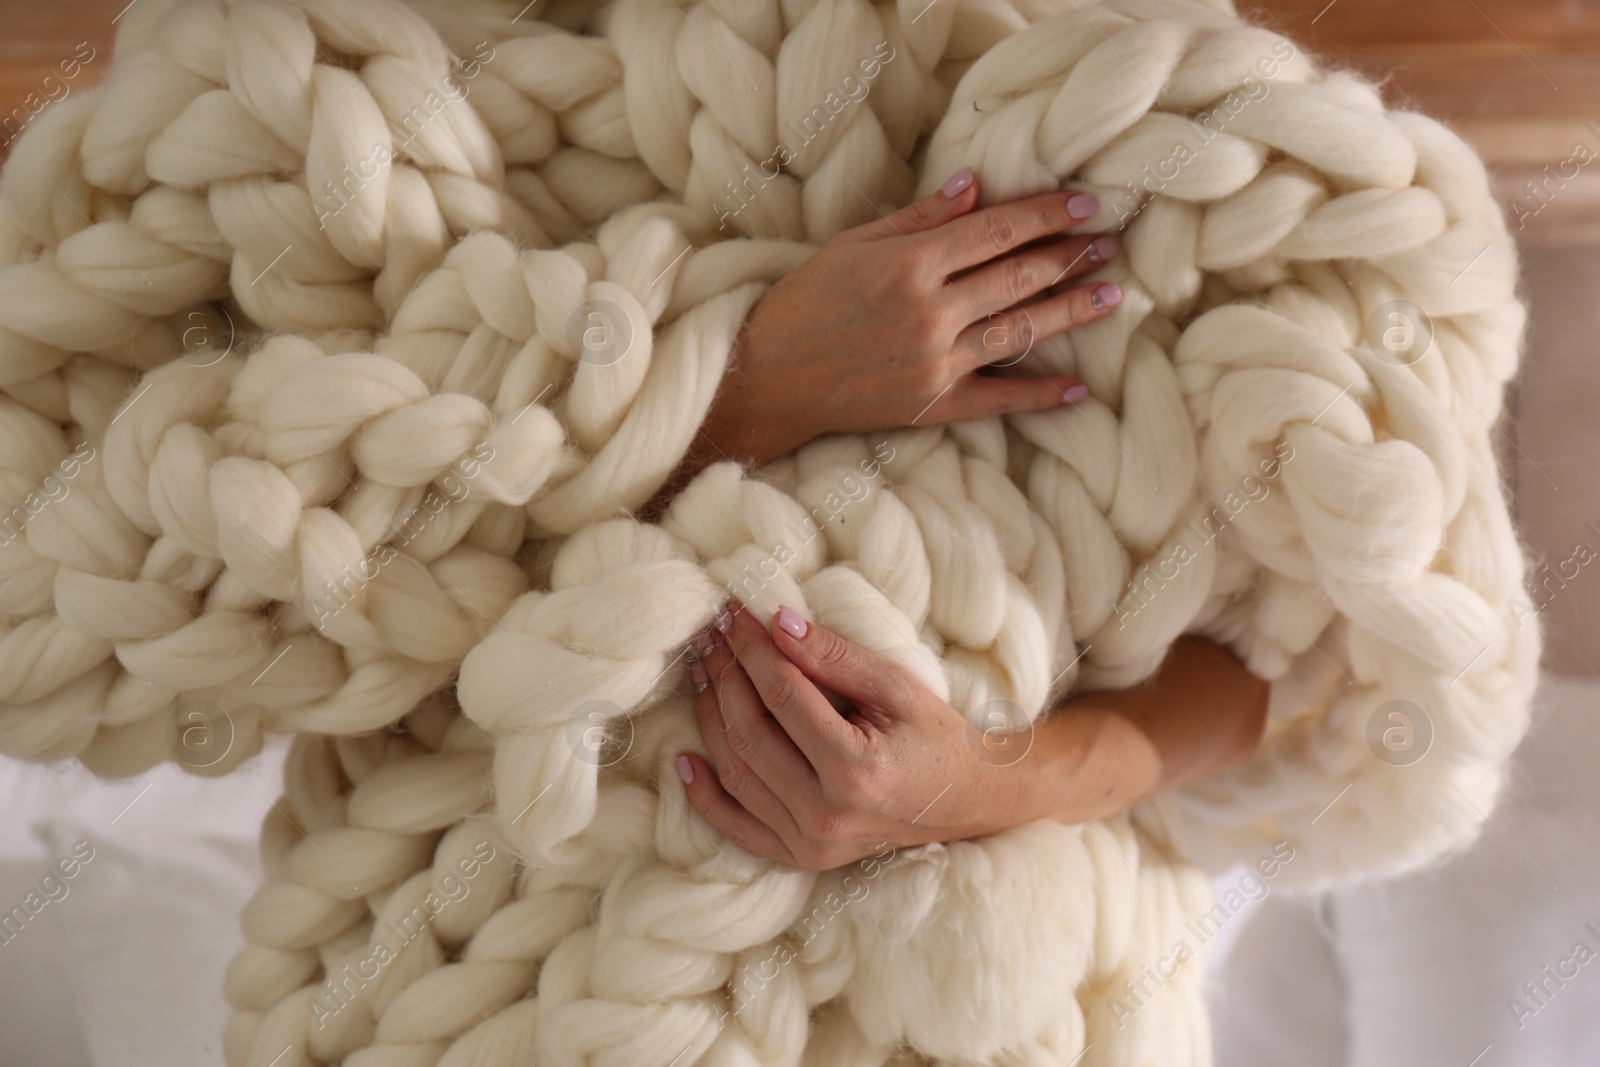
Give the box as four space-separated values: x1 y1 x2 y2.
0 0 1540 1064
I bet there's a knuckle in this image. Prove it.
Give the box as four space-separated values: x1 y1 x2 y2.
909 306 950 349
975 310 1010 355
717 755 753 797
1005 308 1034 353
764 672 805 718
979 210 1015 253
894 243 938 286
1001 256 1033 302
723 720 761 763
810 806 855 843
814 632 852 672
1017 310 1038 352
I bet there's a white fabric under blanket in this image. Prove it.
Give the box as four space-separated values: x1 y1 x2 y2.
1209 668 1600 1067
0 737 290 1067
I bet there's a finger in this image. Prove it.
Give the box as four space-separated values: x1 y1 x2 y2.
930 373 1093 422
949 233 1116 335
677 752 798 866
951 279 1123 374
691 669 805 848
699 622 821 819
846 165 978 243
924 189 1100 275
721 604 863 767
767 605 919 715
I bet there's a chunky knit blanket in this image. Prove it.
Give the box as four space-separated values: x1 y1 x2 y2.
0 0 1541 1063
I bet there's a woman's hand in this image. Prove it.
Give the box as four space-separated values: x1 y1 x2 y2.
689 168 1119 470
676 601 1023 871
674 603 1270 872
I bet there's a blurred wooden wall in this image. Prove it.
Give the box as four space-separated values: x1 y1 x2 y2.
0 1 119 157
1246 0 1600 243
6 0 1600 236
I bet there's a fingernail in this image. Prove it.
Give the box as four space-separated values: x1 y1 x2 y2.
1061 382 1089 404
1090 282 1122 311
1066 193 1098 220
676 754 695 784
775 605 807 639
942 166 973 198
713 606 733 633
1088 235 1116 263
690 658 709 691
693 628 713 653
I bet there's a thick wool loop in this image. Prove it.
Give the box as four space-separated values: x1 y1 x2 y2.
0 0 1541 1064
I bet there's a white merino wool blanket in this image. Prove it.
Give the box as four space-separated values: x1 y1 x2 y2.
0 0 1541 1063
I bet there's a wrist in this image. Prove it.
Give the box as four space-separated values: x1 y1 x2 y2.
1026 703 1149 827
708 313 824 468
1021 713 1083 826
698 399 795 470
990 757 1051 838
970 719 1079 835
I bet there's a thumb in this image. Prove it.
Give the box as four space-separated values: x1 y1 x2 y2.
849 165 976 242
769 605 916 713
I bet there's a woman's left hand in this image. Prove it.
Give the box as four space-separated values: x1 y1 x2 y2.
675 600 1022 871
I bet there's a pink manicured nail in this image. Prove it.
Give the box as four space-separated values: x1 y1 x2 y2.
1066 193 1098 220
942 166 973 198
1090 282 1122 311
775 605 807 639
676 754 695 784
713 606 733 633
1061 382 1089 404
690 658 709 691
1088 235 1116 263
693 628 713 652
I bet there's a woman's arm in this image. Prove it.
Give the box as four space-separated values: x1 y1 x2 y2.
676 603 1269 871
1019 634 1271 828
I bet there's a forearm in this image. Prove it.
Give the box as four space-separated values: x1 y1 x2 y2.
1011 635 1270 827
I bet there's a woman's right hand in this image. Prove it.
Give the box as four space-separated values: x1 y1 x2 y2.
696 166 1122 469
